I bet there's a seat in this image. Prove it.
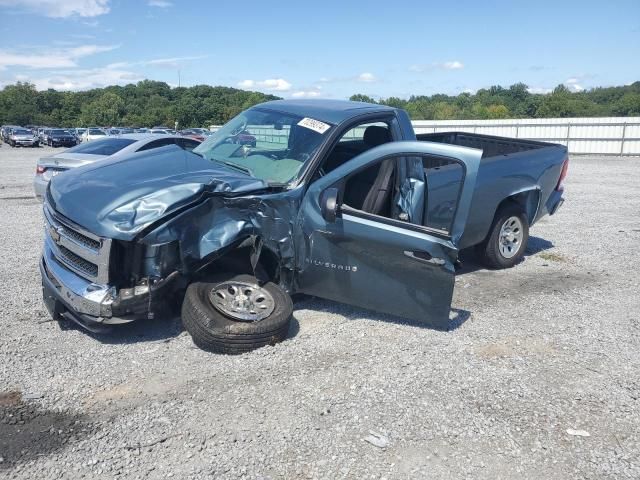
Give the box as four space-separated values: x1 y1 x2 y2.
343 126 395 216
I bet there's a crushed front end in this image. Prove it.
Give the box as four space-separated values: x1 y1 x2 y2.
40 202 180 333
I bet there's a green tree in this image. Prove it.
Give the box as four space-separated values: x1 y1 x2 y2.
349 94 377 103
80 92 125 125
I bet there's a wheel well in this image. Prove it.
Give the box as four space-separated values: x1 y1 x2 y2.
195 245 280 284
496 189 539 225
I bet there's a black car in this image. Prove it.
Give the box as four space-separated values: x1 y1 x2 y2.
47 129 78 147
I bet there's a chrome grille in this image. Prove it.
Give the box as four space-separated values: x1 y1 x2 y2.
57 245 99 277
58 224 101 251
44 204 111 284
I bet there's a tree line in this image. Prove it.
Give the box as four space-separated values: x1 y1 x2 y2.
351 82 640 120
0 80 278 128
0 80 639 127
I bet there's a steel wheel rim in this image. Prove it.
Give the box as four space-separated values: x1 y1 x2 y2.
498 216 524 259
209 281 275 322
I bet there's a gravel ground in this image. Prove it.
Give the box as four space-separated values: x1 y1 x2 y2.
0 145 639 479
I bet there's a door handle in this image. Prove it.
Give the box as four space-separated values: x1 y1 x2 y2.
404 250 446 265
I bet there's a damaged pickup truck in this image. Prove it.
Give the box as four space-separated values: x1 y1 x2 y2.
40 100 568 353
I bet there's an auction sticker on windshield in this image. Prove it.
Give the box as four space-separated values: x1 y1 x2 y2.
297 117 331 134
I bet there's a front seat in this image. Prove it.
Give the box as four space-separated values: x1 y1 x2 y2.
345 126 395 216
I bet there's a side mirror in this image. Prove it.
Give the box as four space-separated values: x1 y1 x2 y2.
320 187 340 223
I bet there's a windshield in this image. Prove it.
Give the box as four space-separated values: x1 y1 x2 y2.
51 129 68 135
193 108 331 184
14 129 31 135
64 138 136 155
88 129 105 135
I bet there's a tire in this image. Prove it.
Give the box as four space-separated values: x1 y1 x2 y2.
477 203 529 269
181 274 293 354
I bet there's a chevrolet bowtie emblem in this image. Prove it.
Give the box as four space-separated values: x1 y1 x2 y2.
49 225 61 243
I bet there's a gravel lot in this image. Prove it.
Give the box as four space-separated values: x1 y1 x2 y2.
0 144 639 479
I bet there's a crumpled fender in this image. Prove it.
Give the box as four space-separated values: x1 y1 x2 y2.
140 188 303 279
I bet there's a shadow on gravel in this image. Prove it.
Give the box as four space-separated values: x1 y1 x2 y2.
58 314 184 345
293 295 471 332
0 391 94 470
456 236 555 275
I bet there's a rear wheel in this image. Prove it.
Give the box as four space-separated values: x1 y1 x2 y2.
477 204 529 269
181 274 293 354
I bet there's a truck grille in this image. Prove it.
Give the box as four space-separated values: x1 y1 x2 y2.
57 245 99 277
44 205 111 284
59 224 101 251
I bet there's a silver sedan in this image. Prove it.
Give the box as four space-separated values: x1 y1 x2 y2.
33 134 201 199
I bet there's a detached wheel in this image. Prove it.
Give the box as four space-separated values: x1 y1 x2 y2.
477 203 529 269
181 274 293 354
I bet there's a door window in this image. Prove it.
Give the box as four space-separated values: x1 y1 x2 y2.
336 154 467 236
137 138 176 151
321 120 393 174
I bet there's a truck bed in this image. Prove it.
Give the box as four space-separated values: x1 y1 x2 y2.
416 131 549 159
415 131 566 249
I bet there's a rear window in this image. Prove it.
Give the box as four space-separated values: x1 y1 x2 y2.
64 138 136 155
88 129 105 135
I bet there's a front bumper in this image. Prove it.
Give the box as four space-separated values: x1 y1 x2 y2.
51 139 76 147
41 237 180 332
41 238 126 327
13 139 38 146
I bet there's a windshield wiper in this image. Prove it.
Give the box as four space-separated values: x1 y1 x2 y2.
218 160 254 177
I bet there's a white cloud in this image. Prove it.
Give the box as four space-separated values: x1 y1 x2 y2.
0 44 118 70
147 0 172 7
290 85 323 98
144 55 206 68
238 78 292 92
357 72 376 83
13 64 143 91
0 0 110 18
442 61 464 70
565 77 585 92
409 61 464 72
291 91 321 98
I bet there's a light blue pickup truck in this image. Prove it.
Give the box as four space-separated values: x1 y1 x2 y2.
40 100 567 353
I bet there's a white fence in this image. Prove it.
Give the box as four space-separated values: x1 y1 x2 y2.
211 116 640 156
412 117 640 156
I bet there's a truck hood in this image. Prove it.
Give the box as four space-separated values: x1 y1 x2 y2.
48 145 268 240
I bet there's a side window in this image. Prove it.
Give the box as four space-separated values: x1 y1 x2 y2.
322 120 392 174
137 138 176 152
341 156 399 220
339 121 388 143
339 154 466 235
177 138 200 151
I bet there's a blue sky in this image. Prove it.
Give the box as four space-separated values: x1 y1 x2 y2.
0 0 638 99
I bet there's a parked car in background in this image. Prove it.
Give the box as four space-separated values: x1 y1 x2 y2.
46 129 78 147
33 134 201 199
180 129 205 141
150 128 172 134
40 128 52 144
8 127 39 147
82 128 107 142
1 125 20 143
231 129 257 147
